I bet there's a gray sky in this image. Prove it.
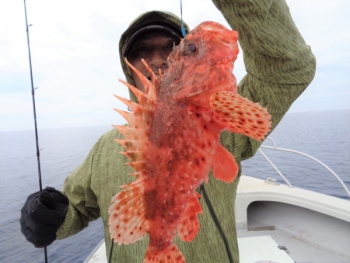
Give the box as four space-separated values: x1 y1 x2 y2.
1 0 349 132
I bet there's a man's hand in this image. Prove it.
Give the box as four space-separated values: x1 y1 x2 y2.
20 187 69 247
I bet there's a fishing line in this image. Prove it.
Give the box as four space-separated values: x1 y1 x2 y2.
23 1 48 262
200 185 234 263
180 0 187 37
108 239 114 263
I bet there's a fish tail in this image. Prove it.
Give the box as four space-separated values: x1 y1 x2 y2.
143 244 186 263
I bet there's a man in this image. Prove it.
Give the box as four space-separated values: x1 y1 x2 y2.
20 1 316 262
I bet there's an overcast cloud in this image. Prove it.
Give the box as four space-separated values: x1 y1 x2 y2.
0 0 349 132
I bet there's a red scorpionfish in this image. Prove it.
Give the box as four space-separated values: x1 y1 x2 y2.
109 21 271 263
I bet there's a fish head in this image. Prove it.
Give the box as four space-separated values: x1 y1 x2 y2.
168 21 239 66
166 21 239 106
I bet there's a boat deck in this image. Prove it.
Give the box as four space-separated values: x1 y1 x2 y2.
236 175 350 263
238 235 293 263
237 229 348 263
85 175 350 263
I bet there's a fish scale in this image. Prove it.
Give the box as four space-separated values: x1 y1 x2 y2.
108 21 271 263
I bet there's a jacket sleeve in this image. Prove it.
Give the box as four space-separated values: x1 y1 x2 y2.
213 0 316 161
56 142 101 239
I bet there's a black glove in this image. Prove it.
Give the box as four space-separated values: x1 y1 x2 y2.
20 186 69 247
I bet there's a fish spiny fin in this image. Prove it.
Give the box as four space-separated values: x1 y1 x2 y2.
141 59 161 93
109 179 148 244
124 58 159 102
114 139 147 153
212 144 238 183
113 126 148 177
177 192 203 242
113 125 148 141
143 244 185 263
120 151 144 162
114 95 154 120
112 90 149 178
119 79 156 111
113 109 151 129
126 161 146 173
210 91 271 141
114 60 158 175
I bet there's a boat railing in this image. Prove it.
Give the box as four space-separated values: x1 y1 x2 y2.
259 137 350 199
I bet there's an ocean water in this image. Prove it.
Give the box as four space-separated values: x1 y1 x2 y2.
0 110 349 263
242 110 350 199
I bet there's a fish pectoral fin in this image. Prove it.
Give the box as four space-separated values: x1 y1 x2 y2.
210 91 271 141
108 180 148 244
212 144 238 183
177 192 203 242
144 244 185 263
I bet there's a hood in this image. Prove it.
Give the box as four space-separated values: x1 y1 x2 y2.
119 10 190 102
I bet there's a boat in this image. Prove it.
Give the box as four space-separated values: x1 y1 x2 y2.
84 137 350 263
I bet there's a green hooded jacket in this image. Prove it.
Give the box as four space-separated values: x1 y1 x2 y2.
56 1 316 262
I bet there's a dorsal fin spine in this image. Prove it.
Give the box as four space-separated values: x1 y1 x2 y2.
114 139 148 152
113 59 159 178
114 95 155 118
120 151 144 162
119 79 156 111
124 58 150 95
113 126 149 140
124 58 159 102
126 161 146 173
141 59 159 87
140 58 160 97
113 109 150 129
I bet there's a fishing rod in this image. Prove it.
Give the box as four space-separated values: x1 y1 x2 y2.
23 1 48 262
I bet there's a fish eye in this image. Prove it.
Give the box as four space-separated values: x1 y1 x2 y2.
187 43 196 53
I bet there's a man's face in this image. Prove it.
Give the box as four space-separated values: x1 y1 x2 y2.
127 30 180 91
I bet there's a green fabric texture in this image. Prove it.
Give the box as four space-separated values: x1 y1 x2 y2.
56 1 316 262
